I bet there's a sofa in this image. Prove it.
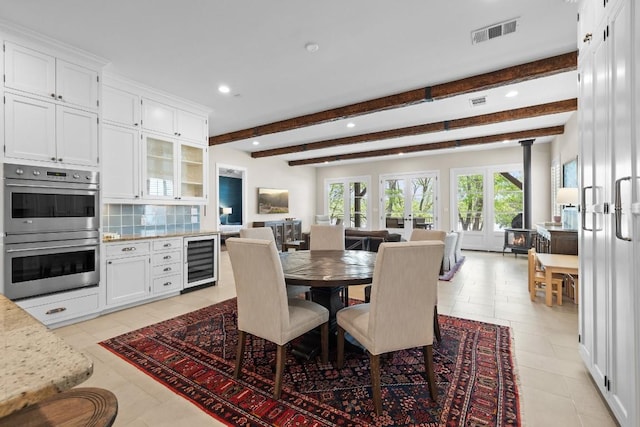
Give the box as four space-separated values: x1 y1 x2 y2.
344 228 402 252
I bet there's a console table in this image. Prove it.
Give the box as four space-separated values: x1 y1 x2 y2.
253 219 302 251
535 223 578 255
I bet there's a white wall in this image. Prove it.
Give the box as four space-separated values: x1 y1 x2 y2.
315 142 554 231
202 145 317 232
551 112 579 165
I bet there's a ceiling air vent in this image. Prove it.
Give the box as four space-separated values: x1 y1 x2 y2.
469 95 487 107
472 18 519 44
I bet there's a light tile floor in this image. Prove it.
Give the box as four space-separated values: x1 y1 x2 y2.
54 250 618 426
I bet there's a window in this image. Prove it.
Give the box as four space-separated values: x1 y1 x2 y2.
326 177 370 228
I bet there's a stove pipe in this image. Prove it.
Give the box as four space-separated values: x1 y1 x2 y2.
520 139 534 229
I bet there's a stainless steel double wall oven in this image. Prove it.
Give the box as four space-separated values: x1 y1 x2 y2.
4 163 100 300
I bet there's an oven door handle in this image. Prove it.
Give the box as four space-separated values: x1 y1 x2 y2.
5 182 99 191
5 244 96 253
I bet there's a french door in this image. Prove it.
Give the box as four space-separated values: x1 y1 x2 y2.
380 172 438 240
451 165 523 251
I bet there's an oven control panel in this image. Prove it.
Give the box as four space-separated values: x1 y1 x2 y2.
4 163 99 185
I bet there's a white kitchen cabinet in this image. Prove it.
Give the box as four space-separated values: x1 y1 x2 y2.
102 124 141 200
102 85 140 127
577 1 638 425
142 97 207 144
151 238 183 295
142 132 207 202
105 241 150 307
4 92 99 166
16 287 100 327
4 41 99 112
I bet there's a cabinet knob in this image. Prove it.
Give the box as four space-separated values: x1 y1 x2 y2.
58 158 63 162
134 195 140 198
51 157 56 161
57 95 63 100
134 123 139 126
50 93 56 98
163 282 172 286
583 33 592 43
164 267 172 272
107 261 113 264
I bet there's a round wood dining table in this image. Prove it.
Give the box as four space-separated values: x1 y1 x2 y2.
279 249 377 359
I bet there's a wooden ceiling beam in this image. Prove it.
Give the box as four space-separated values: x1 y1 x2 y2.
251 98 577 158
209 51 577 145
287 126 565 166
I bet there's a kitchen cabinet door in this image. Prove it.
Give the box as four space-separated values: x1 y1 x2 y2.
103 85 140 127
4 42 56 99
56 106 99 166
4 92 57 162
106 255 150 306
141 98 176 136
55 59 99 111
102 124 140 200
176 109 207 143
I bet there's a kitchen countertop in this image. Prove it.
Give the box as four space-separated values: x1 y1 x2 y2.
0 294 94 417
103 229 219 243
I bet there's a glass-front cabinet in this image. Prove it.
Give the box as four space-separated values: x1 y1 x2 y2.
145 135 176 199
143 133 207 202
180 142 205 200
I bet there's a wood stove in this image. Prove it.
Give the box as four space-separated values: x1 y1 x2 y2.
503 228 537 256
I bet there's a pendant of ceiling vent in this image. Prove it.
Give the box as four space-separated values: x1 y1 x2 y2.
471 18 519 44
469 95 487 107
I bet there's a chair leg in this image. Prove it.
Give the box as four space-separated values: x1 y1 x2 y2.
433 305 442 342
342 286 349 306
234 330 246 378
364 285 371 303
320 322 329 364
423 345 437 400
273 344 286 399
370 353 382 415
337 326 345 369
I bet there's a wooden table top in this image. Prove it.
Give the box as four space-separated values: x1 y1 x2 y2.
280 250 376 287
0 295 93 418
535 253 579 270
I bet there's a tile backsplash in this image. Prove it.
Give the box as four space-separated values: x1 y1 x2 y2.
103 204 201 237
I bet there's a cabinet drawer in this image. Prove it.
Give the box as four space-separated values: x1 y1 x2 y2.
152 262 182 277
152 274 182 294
153 238 182 251
152 249 182 266
18 292 99 326
106 241 150 257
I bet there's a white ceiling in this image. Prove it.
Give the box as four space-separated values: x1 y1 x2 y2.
0 0 579 166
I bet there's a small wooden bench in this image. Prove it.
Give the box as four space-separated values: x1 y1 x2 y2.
0 388 118 427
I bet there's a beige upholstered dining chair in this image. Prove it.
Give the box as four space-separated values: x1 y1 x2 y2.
239 226 274 241
226 238 329 399
240 227 310 299
309 224 348 303
309 224 345 250
336 240 444 415
409 229 446 342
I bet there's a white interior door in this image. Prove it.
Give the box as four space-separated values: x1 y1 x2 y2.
380 172 438 240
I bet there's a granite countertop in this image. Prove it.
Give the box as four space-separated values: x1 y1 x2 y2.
0 295 93 417
103 229 220 243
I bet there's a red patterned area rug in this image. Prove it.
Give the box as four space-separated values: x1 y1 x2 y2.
100 298 521 426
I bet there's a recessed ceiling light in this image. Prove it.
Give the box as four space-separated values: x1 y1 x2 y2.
502 140 509 144
505 90 518 98
346 122 355 128
252 140 260 146
305 42 319 53
398 152 404 156
218 85 231 94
